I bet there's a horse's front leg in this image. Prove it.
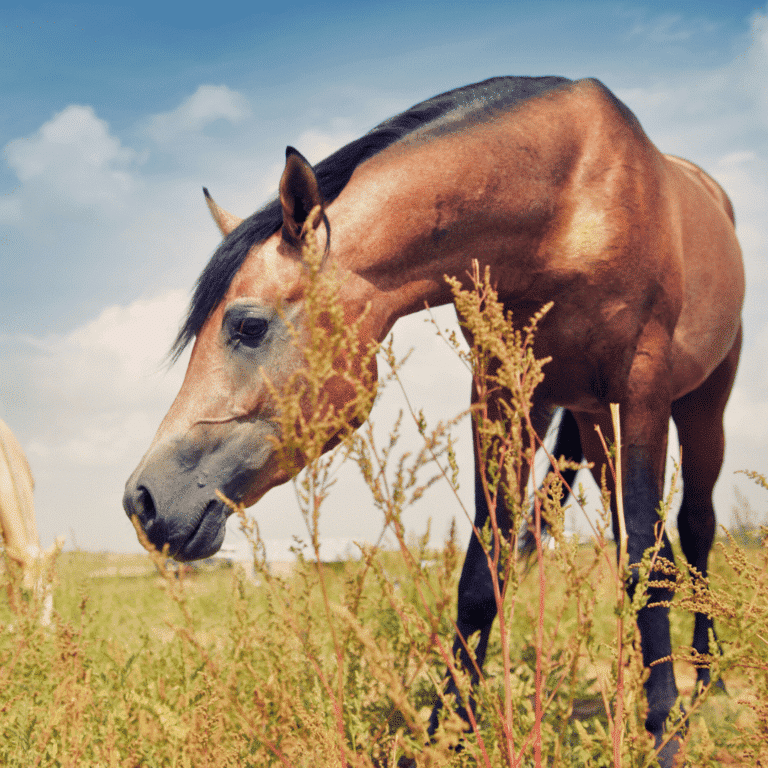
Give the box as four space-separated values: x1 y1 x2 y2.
575 396 681 768
427 473 505 734
428 393 552 735
623 443 680 741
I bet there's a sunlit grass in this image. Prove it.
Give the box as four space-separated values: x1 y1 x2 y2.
1 227 766 766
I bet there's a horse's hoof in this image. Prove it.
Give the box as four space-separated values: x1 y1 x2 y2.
653 729 685 768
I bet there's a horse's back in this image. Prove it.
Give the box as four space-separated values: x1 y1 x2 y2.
372 75 574 136
664 155 735 224
660 155 744 396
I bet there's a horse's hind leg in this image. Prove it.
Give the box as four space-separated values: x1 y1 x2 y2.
671 325 742 691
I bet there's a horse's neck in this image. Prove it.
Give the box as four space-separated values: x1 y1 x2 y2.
328 127 556 340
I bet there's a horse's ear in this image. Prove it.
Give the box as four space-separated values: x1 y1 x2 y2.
203 188 243 237
279 147 324 247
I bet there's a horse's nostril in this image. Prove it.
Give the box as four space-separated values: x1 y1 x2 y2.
124 484 157 526
136 486 156 523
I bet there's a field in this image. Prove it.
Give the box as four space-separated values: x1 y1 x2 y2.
1 523 767 767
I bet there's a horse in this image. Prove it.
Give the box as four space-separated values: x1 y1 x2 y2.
0 419 60 625
123 76 744 766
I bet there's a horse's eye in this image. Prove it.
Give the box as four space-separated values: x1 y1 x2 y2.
234 317 268 348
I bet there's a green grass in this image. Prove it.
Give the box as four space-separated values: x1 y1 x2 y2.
0 532 766 767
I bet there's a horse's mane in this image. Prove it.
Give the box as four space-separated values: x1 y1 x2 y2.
171 75 572 359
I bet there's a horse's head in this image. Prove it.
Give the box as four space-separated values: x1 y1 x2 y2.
123 148 378 560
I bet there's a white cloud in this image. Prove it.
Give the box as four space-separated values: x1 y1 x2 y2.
725 383 768 444
147 85 251 144
4 105 139 215
0 288 196 551
713 150 768 283
620 8 719 45
61 291 188 385
627 14 694 43
746 7 768 125
0 195 21 224
614 7 767 147
25 289 189 467
294 127 357 164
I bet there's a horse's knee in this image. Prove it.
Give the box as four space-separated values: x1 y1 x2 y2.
455 530 501 633
677 495 715 567
456 577 498 636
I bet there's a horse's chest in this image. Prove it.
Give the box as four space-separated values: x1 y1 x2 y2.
524 312 640 411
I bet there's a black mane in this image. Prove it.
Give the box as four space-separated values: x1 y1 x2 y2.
171 75 572 359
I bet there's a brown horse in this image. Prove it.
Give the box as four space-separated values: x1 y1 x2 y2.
124 77 743 766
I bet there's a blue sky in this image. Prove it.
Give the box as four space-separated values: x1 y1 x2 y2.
1 2 766 557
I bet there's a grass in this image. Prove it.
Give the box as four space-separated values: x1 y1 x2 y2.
0 535 766 767
2 225 767 766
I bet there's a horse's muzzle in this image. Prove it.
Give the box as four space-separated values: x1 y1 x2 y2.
124 420 280 560
122 435 238 561
123 473 229 561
